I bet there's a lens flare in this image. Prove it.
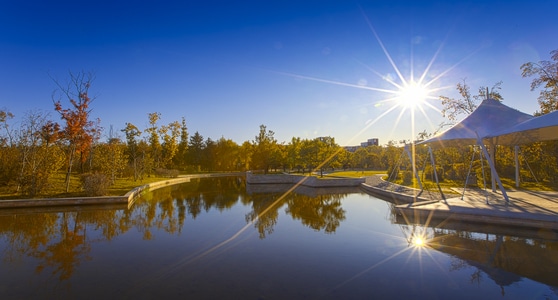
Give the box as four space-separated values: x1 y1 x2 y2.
397 81 429 109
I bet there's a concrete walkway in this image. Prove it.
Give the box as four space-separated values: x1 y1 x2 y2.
364 175 558 230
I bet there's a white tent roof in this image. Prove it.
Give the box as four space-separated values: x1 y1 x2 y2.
419 98 534 147
486 110 558 145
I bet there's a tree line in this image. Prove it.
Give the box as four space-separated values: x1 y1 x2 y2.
1 49 557 197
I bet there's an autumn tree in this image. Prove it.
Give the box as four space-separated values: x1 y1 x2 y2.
51 71 101 192
238 141 253 171
160 120 181 168
251 125 278 174
16 111 65 196
521 49 558 114
214 137 240 171
313 137 340 176
93 127 128 184
286 137 302 172
145 112 162 169
0 109 18 187
121 122 142 181
173 117 189 169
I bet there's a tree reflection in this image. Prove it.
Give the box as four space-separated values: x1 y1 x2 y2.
285 193 346 233
38 212 90 280
1 175 557 294
244 193 284 239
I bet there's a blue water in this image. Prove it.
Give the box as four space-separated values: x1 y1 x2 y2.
0 176 556 299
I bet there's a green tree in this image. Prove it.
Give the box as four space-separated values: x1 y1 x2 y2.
214 137 240 171
93 131 128 184
314 137 340 176
0 109 18 187
286 137 302 172
174 117 189 169
160 120 181 168
238 141 253 171
145 112 162 168
202 137 216 171
188 131 204 171
121 122 142 181
521 49 558 114
251 125 278 173
15 111 65 196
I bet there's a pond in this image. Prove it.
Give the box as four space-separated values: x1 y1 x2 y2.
0 176 557 299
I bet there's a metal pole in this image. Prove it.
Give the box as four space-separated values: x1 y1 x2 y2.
477 135 509 203
428 146 446 201
404 144 423 190
514 145 519 188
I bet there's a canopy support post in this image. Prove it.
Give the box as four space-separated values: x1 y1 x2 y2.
489 140 497 192
462 146 477 200
477 136 509 203
404 144 423 191
427 146 446 202
514 145 519 188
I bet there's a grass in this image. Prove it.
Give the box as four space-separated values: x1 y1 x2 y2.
321 170 386 178
0 172 172 200
393 175 557 193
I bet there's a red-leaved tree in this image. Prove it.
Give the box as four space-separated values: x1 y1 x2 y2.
52 71 101 192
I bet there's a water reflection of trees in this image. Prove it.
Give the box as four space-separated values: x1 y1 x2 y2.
0 177 351 281
243 185 350 238
285 193 346 234
0 209 129 281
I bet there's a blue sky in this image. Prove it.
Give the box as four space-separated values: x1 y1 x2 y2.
1 0 556 146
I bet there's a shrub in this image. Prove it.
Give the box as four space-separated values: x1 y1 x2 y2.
81 173 110 196
154 168 180 178
401 171 413 185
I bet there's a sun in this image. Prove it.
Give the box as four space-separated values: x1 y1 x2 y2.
396 81 429 110
412 236 426 247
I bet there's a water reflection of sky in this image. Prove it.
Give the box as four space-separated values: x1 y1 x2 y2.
0 177 557 299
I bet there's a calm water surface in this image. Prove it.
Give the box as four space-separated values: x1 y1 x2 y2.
1 176 557 299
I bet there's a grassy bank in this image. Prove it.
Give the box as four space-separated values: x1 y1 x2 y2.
0 173 172 200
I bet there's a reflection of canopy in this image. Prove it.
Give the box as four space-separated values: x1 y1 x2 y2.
429 233 558 287
487 110 558 145
420 98 534 147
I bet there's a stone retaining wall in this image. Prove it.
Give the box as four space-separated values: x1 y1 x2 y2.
1 173 244 209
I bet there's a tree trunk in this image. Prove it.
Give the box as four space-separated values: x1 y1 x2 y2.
65 145 76 193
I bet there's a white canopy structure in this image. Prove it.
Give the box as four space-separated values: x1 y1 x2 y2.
486 110 558 145
420 98 534 147
417 98 535 203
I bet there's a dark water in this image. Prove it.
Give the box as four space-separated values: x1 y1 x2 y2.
0 176 557 299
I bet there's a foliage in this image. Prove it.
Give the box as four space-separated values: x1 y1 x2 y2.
251 125 278 173
92 136 128 184
160 120 181 168
439 79 503 127
521 49 558 114
154 168 179 178
121 122 143 181
145 112 162 168
51 71 101 192
81 173 110 196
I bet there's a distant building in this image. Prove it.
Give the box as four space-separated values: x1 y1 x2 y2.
343 146 359 152
360 138 379 147
344 138 379 152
